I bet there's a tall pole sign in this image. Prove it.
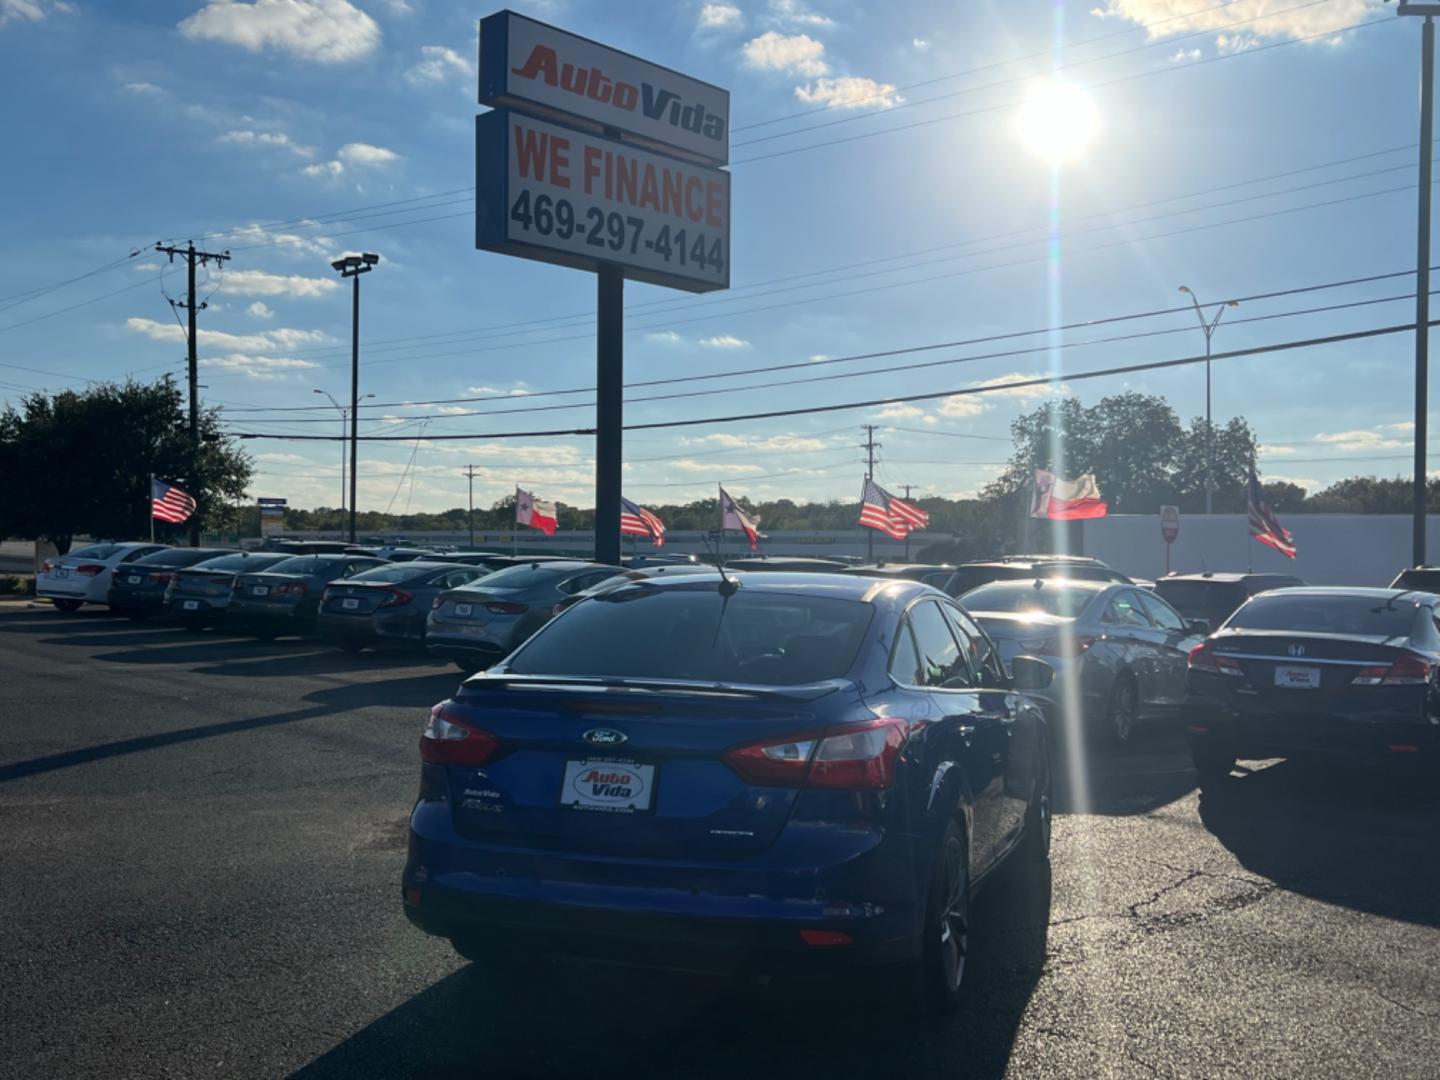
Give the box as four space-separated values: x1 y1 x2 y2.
476 10 731 565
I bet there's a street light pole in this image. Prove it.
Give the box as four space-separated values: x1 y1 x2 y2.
330 253 380 544
1178 287 1239 514
313 389 373 526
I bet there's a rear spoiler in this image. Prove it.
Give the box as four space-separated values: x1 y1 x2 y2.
458 673 851 702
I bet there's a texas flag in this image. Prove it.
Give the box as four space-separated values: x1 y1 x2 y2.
515 486 558 536
1030 469 1108 521
718 485 761 550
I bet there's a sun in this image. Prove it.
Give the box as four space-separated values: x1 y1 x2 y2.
1017 81 1100 164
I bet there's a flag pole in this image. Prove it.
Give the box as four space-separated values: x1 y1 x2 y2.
149 474 155 545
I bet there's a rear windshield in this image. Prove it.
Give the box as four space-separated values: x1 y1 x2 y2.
350 565 434 583
265 555 345 575
1154 581 1248 612
190 553 287 573
465 564 578 589
1392 569 1440 592
959 582 1100 618
1227 595 1419 637
136 548 229 567
507 585 876 685
70 543 123 560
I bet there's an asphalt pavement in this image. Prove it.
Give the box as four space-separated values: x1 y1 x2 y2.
1 601 1437 1079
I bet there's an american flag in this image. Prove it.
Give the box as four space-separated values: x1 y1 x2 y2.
620 497 666 547
1248 468 1296 559
151 478 197 524
859 478 929 539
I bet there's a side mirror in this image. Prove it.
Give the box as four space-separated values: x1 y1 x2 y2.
1186 619 1212 637
1010 655 1054 691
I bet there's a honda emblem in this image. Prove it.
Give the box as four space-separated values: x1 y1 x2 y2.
1287 644 1306 657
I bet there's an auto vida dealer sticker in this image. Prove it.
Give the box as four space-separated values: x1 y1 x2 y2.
562 758 654 813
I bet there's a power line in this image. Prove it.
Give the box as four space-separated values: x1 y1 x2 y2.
228 320 1434 441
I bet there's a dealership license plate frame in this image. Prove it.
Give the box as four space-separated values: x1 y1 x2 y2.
182 600 199 611
341 597 360 610
560 757 656 814
1274 665 1321 689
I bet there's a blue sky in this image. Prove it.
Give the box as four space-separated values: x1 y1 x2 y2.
0 0 1430 514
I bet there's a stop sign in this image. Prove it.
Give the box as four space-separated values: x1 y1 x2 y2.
1160 505 1180 544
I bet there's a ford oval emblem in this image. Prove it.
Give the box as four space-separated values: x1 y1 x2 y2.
583 728 628 746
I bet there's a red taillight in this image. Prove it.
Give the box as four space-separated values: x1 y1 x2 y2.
485 601 528 615
420 703 501 766
1352 652 1433 686
1189 642 1244 677
380 588 413 608
800 929 853 947
40 560 54 573
75 564 105 577
150 572 175 584
724 719 907 790
275 582 308 597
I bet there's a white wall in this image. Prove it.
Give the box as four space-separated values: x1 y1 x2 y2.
1078 514 1440 586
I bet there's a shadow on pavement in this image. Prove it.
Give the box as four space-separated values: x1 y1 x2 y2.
1054 725 1197 817
0 672 461 784
1199 759 1440 928
292 861 1051 1080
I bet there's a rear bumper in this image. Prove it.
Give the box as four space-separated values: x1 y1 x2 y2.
36 580 88 600
166 596 230 619
318 610 426 645
425 631 507 665
1182 701 1440 762
402 803 922 973
228 600 315 627
105 588 166 613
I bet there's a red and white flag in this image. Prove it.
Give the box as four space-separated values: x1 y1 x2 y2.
151 478 197 524
1030 469 1108 521
859 478 929 539
515 486 558 536
620 497 666 547
718 485 760 550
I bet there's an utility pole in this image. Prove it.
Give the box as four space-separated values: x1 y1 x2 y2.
463 465 479 548
156 241 230 546
862 424 881 562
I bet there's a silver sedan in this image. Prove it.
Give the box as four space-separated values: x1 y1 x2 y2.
960 579 1208 745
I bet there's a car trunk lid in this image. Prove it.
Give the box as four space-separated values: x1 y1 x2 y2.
1203 631 1425 702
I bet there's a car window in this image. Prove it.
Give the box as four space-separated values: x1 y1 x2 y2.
70 543 122 560
441 569 482 588
1103 591 1152 628
557 571 615 595
959 581 1099 618
889 621 922 685
190 552 284 573
1138 591 1186 631
120 546 164 563
944 605 1005 687
908 600 972 689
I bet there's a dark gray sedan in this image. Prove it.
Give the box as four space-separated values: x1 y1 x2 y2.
426 560 623 672
230 553 389 640
317 562 487 653
960 579 1207 745
163 551 294 626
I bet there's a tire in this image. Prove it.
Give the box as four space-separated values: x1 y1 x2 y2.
51 599 83 613
1105 675 1139 746
913 821 971 1018
1191 738 1236 786
1020 743 1053 867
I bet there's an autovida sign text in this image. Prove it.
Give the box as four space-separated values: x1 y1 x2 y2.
477 109 730 293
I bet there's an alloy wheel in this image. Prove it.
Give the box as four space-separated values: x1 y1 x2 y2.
938 836 969 992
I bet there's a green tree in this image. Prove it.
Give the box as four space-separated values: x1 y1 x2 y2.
0 377 251 553
1170 416 1260 513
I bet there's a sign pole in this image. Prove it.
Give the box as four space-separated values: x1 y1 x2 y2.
595 263 624 567
149 474 155 545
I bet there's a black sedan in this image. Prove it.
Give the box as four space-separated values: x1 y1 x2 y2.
317 562 487 653
106 547 236 620
229 553 389 640
1184 587 1440 781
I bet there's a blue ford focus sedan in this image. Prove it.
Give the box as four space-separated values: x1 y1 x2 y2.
403 571 1053 1013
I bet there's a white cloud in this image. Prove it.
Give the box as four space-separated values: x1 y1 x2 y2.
301 160 345 180
218 269 339 298
121 81 163 95
200 353 321 378
912 37 929 50
132 262 162 273
938 395 985 418
415 441 585 465
405 44 475 85
699 334 750 348
1169 47 1201 62
216 129 314 156
337 141 399 166
690 433 828 452
698 2 741 30
1257 444 1296 456
973 372 1066 399
674 459 763 473
126 317 329 353
742 31 828 77
1 0 72 28
1313 429 1409 452
253 451 310 464
178 0 380 63
1215 32 1260 54
464 385 529 396
808 353 830 363
768 0 833 29
1389 421 1416 432
795 76 902 110
1089 0 1371 45
875 402 927 420
225 223 333 257
644 330 685 346
247 301 274 319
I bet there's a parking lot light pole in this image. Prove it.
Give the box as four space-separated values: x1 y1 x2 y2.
330 253 380 544
312 389 373 521
1178 286 1239 514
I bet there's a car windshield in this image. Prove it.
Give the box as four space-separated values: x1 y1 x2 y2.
1225 595 1419 637
506 584 875 685
69 543 122 560
350 565 432 583
959 582 1098 618
265 555 343 575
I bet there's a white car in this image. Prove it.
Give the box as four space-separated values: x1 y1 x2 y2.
36 541 168 611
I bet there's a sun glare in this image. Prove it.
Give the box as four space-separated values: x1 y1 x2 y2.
1017 81 1099 164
